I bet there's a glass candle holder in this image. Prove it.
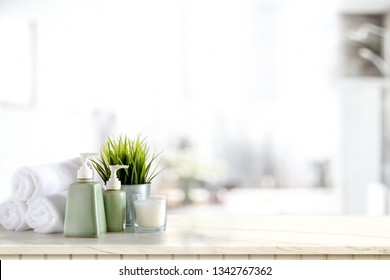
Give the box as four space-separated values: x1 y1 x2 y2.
131 194 168 232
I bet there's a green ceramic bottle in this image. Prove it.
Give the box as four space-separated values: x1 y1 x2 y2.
64 153 107 237
103 165 127 232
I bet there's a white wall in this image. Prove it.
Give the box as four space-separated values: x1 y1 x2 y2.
30 0 343 187
340 80 382 214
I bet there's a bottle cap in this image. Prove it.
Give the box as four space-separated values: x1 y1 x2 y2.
106 165 128 190
77 153 98 180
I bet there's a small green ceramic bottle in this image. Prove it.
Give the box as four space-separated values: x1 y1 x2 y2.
64 153 107 237
103 165 127 232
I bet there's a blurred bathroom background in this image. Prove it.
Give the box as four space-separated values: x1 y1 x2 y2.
1 0 390 215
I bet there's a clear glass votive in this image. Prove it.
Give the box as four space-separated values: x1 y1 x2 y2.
131 194 168 232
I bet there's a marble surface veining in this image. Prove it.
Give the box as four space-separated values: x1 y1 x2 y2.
1 215 390 255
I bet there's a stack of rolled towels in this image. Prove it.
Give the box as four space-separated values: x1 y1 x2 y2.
0 158 80 233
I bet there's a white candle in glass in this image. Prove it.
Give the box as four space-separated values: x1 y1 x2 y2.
134 197 166 228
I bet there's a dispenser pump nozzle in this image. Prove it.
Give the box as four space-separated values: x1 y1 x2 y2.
77 153 98 180
106 165 128 190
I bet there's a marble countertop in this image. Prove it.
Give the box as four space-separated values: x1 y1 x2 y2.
1 215 390 255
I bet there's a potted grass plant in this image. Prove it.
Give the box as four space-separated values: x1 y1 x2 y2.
91 134 162 228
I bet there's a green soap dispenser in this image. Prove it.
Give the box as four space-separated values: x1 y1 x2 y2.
64 153 107 237
104 165 127 232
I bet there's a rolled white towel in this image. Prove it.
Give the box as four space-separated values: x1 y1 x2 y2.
11 158 80 202
0 199 30 231
26 191 67 234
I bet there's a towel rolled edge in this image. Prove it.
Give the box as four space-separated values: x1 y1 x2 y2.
26 191 68 234
0 199 30 231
